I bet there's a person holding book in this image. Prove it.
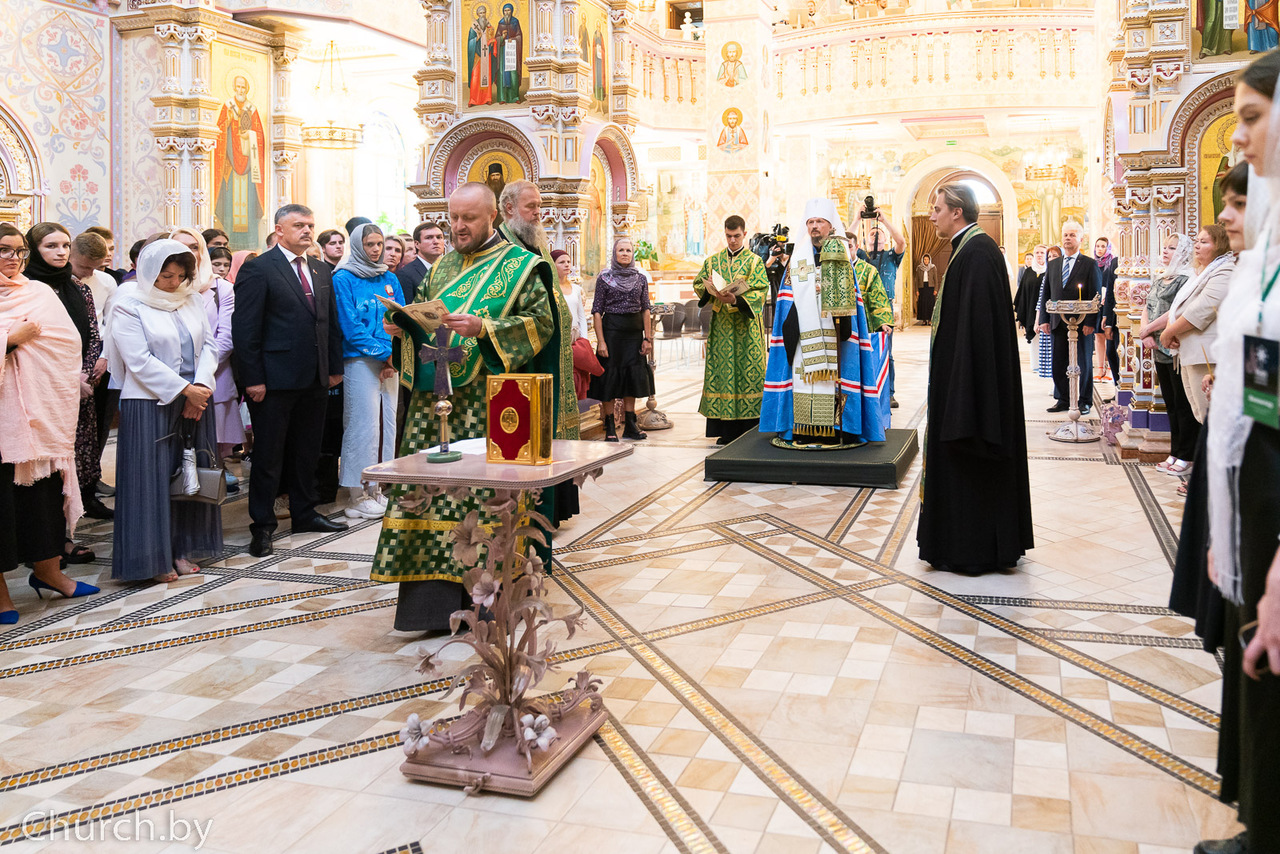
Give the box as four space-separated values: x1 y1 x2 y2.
692 214 770 445
374 182 573 633
333 223 403 520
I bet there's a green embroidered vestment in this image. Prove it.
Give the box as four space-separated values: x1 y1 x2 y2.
692 248 769 421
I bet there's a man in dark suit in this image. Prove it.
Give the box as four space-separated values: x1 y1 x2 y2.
397 221 446 298
233 203 348 557
1037 220 1101 415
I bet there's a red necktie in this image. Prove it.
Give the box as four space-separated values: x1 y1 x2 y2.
294 257 313 302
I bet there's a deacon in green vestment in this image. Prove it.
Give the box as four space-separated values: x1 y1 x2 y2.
692 215 770 444
373 182 572 632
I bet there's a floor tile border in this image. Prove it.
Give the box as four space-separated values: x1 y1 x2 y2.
1124 465 1181 570
0 577 893 795
596 715 728 854
555 567 888 854
649 482 729 534
1036 629 1205 649
769 521 1221 728
0 599 396 681
0 732 400 846
0 582 379 652
732 534 1221 796
568 461 708 546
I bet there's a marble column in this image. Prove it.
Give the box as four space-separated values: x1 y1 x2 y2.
409 0 458 220
150 21 220 229
271 44 305 207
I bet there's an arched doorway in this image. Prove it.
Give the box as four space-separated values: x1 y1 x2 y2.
898 166 1008 325
0 105 43 231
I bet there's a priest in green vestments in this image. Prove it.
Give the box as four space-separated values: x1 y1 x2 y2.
373 182 573 632
496 178 581 525
692 214 770 444
496 179 579 441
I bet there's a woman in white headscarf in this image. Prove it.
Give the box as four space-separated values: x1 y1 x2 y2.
1136 233 1197 474
1194 47 1280 854
108 239 222 583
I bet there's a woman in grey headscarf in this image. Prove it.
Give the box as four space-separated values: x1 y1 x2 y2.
1137 232 1197 474
108 239 222 583
332 223 404 520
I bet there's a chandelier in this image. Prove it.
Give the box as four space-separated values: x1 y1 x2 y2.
1023 124 1067 182
828 149 872 192
302 40 363 147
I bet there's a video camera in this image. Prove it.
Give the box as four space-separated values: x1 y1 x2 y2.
751 224 794 260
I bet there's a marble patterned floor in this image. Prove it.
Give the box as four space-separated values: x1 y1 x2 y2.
0 327 1239 854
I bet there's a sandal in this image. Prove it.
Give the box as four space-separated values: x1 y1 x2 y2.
1177 482 1188 497
63 540 95 565
173 559 202 576
1154 455 1176 473
1165 459 1193 476
153 570 179 583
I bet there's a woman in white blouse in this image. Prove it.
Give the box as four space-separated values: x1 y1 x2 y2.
109 239 223 583
1161 223 1235 424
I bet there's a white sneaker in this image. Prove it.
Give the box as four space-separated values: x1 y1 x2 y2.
274 497 291 518
373 490 388 507
344 498 385 519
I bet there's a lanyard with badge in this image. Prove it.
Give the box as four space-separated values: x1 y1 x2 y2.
1244 242 1280 429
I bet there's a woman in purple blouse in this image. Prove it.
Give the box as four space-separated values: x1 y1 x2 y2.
590 238 655 441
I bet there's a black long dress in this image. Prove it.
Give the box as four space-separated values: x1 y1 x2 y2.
1217 424 1280 846
1012 267 1039 342
1168 426 1224 650
917 226 1034 573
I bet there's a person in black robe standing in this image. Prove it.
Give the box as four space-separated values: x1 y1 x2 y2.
917 183 1033 576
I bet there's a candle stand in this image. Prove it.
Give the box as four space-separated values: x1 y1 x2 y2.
1046 297 1102 444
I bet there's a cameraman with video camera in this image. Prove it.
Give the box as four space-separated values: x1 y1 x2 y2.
754 225 792 330
854 196 905 409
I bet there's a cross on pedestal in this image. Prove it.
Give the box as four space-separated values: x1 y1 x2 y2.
418 325 466 398
419 325 467 462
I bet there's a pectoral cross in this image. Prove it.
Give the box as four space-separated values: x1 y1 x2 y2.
418 326 466 398
792 257 820 294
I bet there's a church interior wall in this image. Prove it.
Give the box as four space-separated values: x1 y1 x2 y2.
116 27 166 246
0 0 113 236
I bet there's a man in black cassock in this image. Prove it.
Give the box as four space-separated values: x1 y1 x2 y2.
917 183 1033 576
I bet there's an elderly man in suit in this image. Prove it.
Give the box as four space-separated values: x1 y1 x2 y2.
1037 220 1101 416
233 203 348 557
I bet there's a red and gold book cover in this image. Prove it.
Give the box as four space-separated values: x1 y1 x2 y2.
486 373 554 465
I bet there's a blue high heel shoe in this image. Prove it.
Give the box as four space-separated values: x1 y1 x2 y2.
0 611 17 625
29 576 99 600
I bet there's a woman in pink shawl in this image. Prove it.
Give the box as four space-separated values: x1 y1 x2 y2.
0 223 100 622
227 250 256 284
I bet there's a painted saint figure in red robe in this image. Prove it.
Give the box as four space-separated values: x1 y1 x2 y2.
213 76 267 250
468 5 496 106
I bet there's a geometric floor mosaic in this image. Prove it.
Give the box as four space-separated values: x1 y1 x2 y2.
0 328 1238 852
